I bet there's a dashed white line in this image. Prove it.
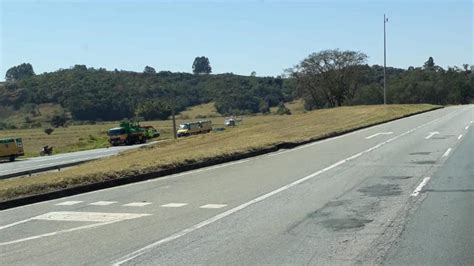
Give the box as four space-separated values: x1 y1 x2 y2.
89 201 117 206
442 148 452 158
122 202 152 207
161 203 188 208
55 201 83 206
200 204 227 209
411 177 431 197
465 125 469 130
365 132 393 139
33 211 150 222
458 134 463 140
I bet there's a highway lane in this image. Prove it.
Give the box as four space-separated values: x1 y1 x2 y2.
383 124 474 265
0 105 472 265
0 141 159 178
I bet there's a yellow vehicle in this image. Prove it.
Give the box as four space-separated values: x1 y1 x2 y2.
0 137 25 162
177 120 212 137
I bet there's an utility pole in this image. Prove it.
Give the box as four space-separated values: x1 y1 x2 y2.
383 14 388 105
171 106 177 139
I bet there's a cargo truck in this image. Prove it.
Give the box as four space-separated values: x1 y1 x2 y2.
108 121 146 146
177 120 212 137
0 137 25 162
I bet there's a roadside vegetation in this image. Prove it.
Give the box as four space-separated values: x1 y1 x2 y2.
1 53 471 129
0 104 439 201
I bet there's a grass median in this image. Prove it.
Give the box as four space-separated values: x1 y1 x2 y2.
0 104 440 202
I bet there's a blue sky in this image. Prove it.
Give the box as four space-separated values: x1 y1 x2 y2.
0 0 472 79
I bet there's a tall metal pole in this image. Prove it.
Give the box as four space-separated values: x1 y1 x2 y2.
383 14 386 105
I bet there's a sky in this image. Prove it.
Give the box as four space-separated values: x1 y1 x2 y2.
0 0 472 79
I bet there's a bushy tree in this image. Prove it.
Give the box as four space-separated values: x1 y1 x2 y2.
292 49 368 108
192 56 212 74
135 100 172 120
50 111 68 127
143 66 156 74
5 63 35 82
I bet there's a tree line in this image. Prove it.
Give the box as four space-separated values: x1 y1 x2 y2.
1 52 472 123
291 50 473 109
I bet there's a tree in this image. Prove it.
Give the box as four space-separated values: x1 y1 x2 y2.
5 63 35 82
143 66 156 74
44 128 54 135
276 102 291 115
50 111 68 127
292 49 368 108
192 56 212 74
423 57 435 70
135 100 171 120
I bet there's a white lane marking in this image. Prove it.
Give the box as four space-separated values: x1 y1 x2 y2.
55 201 83 206
365 132 393 139
161 203 188 208
200 204 227 209
123 202 152 207
0 212 151 246
411 177 431 197
466 125 470 130
425 131 439 139
89 201 117 206
112 119 443 265
33 211 150 222
0 221 117 246
442 148 452 158
458 134 463 140
0 218 33 231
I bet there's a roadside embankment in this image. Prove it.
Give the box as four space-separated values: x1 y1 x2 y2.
0 104 441 209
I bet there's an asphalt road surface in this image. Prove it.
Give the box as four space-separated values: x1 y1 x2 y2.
0 141 158 178
0 105 472 265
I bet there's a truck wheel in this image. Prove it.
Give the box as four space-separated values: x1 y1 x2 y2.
9 155 15 162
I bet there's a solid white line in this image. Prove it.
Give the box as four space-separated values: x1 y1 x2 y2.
0 218 32 231
442 148 452 158
411 177 431 197
365 132 393 139
111 117 444 266
458 134 463 140
0 220 118 246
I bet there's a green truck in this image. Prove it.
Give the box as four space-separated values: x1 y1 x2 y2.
108 121 146 146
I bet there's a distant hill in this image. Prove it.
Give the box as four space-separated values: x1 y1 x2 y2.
0 66 296 124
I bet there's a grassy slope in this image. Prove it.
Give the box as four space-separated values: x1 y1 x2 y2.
0 104 439 201
177 102 220 119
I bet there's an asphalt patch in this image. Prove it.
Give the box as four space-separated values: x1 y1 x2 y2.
358 184 402 197
409 152 432 155
413 160 437 165
382 176 413 180
321 218 373 231
325 200 349 207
